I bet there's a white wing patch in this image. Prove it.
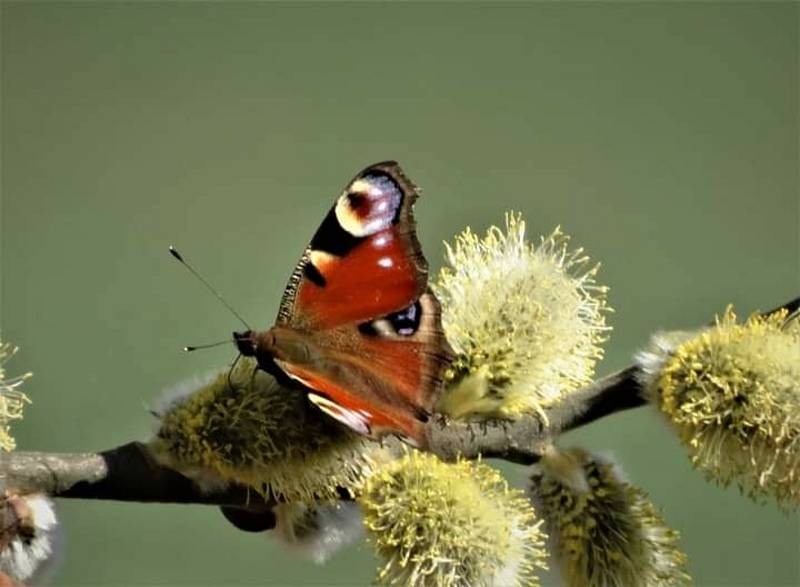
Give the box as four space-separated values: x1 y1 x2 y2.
307 393 372 436
308 250 336 272
275 360 315 388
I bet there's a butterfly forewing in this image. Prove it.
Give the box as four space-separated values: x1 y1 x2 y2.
277 161 427 330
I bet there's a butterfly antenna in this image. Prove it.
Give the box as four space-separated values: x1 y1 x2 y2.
183 340 231 352
169 246 251 330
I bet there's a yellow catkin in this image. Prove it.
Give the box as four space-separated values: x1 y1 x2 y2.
0 341 32 452
433 213 610 421
359 450 547 587
653 307 800 509
531 448 690 587
151 358 383 504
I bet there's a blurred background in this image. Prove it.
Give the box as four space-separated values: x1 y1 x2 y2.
2 2 797 586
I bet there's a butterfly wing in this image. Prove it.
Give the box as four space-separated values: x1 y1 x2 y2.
277 161 427 330
265 161 452 445
272 291 452 444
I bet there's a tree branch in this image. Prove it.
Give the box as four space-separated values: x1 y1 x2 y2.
424 366 644 463
1 441 273 511
2 294 795 511
0 366 644 505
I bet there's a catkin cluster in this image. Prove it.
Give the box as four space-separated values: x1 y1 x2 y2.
639 307 800 509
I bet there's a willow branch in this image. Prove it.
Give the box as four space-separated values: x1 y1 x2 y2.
0 441 274 512
424 366 644 464
2 293 795 510
0 366 644 507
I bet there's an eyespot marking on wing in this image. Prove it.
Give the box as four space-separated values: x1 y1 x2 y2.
389 301 420 335
307 393 372 436
334 174 403 237
357 301 422 338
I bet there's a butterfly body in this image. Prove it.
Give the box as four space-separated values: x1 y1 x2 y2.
236 162 452 446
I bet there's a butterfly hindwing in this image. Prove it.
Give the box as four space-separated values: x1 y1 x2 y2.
272 291 452 444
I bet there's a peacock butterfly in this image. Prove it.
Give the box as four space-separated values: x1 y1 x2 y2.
234 161 453 447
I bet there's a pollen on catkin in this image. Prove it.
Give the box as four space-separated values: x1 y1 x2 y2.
150 357 383 504
432 213 610 421
0 341 32 452
359 450 547 587
530 447 690 587
638 306 800 509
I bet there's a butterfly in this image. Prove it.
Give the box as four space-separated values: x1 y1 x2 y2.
234 161 453 447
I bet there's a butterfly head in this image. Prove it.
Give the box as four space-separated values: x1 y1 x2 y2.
233 328 299 386
234 327 315 367
233 330 257 357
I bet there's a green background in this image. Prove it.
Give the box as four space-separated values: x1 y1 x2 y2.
2 2 798 585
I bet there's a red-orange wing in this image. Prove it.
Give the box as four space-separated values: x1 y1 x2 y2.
273 291 453 446
266 161 452 445
276 161 426 330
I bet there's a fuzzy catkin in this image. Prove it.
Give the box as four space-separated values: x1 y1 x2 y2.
639 307 800 509
151 358 383 503
273 501 364 564
0 341 31 452
530 448 690 587
0 494 60 582
433 214 610 421
360 450 547 587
